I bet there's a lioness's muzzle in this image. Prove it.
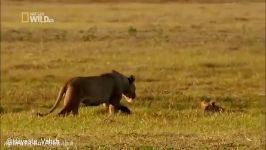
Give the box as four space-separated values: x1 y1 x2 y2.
123 95 134 103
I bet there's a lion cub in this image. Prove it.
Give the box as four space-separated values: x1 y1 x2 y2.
200 100 225 113
200 100 245 114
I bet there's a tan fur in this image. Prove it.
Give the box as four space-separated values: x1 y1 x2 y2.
200 100 224 113
200 100 245 114
37 70 136 117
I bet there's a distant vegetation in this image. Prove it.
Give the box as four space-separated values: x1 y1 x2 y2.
1 1 265 149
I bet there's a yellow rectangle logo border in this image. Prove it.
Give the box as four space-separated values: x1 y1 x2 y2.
21 12 29 23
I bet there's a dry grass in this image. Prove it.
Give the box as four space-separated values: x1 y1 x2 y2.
1 1 265 149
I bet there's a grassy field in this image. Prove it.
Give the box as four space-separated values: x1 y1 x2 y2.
1 1 265 149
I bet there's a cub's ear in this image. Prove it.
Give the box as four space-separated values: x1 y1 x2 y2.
128 75 135 83
210 101 216 106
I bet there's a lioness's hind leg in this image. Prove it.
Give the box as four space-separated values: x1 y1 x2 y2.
71 104 79 115
58 107 71 116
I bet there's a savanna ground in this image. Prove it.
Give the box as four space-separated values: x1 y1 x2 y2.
1 0 265 149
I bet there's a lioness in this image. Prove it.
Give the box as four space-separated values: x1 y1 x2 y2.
37 70 136 116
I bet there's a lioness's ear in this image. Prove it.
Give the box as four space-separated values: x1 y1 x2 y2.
128 75 135 83
112 70 118 73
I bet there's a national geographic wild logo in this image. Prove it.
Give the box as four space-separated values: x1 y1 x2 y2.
21 12 54 23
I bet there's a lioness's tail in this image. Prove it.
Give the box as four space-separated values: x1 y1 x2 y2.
37 84 67 117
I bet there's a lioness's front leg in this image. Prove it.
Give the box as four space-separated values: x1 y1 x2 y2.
109 104 118 115
109 94 121 115
103 103 109 108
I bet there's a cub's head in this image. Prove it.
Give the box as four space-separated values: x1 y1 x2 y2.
200 100 210 110
123 75 136 103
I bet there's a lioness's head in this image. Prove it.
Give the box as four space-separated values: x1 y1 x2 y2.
123 75 136 103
